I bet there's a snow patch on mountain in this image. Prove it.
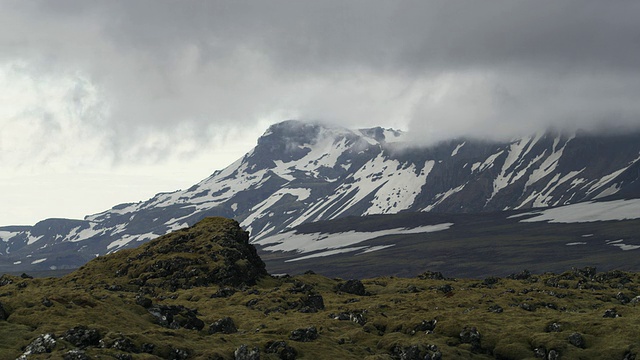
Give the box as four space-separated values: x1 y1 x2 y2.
513 199 640 223
255 223 453 255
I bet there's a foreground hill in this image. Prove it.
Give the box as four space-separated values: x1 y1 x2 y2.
1 120 640 273
1 218 639 359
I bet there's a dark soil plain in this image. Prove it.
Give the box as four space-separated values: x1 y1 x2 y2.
1 217 639 359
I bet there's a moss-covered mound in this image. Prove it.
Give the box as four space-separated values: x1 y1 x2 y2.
0 218 639 359
66 217 268 291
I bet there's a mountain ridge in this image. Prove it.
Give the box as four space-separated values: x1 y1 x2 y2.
1 120 640 273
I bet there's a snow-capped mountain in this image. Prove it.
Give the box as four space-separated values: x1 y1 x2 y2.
1 120 640 272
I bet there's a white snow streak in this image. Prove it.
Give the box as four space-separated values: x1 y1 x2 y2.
514 199 640 223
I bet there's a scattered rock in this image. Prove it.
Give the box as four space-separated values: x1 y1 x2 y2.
603 308 620 318
437 284 454 294
141 343 155 353
148 304 205 330
413 319 437 333
616 292 632 304
573 266 596 279
288 281 313 294
299 294 325 313
115 354 132 360
265 340 297 360
170 348 190 360
460 326 481 350
545 322 562 332
418 271 445 280
110 336 138 353
623 351 637 360
0 275 13 287
508 269 532 280
209 317 238 334
330 310 367 325
568 332 586 348
533 347 547 358
336 279 367 296
20 273 33 279
63 349 91 360
488 304 503 313
391 344 441 360
547 349 560 360
235 344 260 360
19 333 56 358
520 303 536 312
483 277 500 286
289 326 318 342
211 287 236 298
42 297 54 307
135 295 153 308
63 326 101 348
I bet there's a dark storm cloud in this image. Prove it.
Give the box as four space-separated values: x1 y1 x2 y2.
2 0 640 161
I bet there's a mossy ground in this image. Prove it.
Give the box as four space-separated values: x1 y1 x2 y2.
0 218 638 359
1 270 639 359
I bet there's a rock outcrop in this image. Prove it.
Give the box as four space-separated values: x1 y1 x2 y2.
65 217 268 291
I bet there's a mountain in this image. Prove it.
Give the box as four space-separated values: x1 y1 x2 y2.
1 120 640 273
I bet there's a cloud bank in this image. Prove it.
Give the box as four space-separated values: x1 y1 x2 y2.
2 0 640 168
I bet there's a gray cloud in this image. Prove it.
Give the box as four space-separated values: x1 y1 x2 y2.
2 0 640 167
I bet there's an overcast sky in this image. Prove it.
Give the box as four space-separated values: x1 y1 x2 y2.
2 1 640 225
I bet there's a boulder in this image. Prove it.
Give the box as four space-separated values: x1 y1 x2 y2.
235 344 260 360
289 326 318 342
299 294 325 313
460 326 481 350
603 308 620 318
64 349 91 360
211 287 236 298
568 332 586 348
148 304 205 330
265 340 297 360
336 279 367 296
63 326 101 348
413 319 437 333
545 322 562 332
20 333 57 357
209 317 238 334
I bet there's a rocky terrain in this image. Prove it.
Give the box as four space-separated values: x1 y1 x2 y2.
1 217 639 359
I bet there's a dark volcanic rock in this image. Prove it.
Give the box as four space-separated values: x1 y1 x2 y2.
235 344 260 360
413 319 437 333
289 326 318 342
63 326 101 348
336 279 367 296
299 294 325 313
568 332 586 348
64 349 91 360
603 308 621 318
460 326 481 350
148 304 204 330
209 317 238 334
265 340 297 360
22 333 56 355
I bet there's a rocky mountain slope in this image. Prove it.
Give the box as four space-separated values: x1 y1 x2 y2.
1 217 638 359
1 120 640 273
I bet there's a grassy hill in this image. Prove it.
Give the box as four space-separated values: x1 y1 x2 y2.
1 218 638 359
